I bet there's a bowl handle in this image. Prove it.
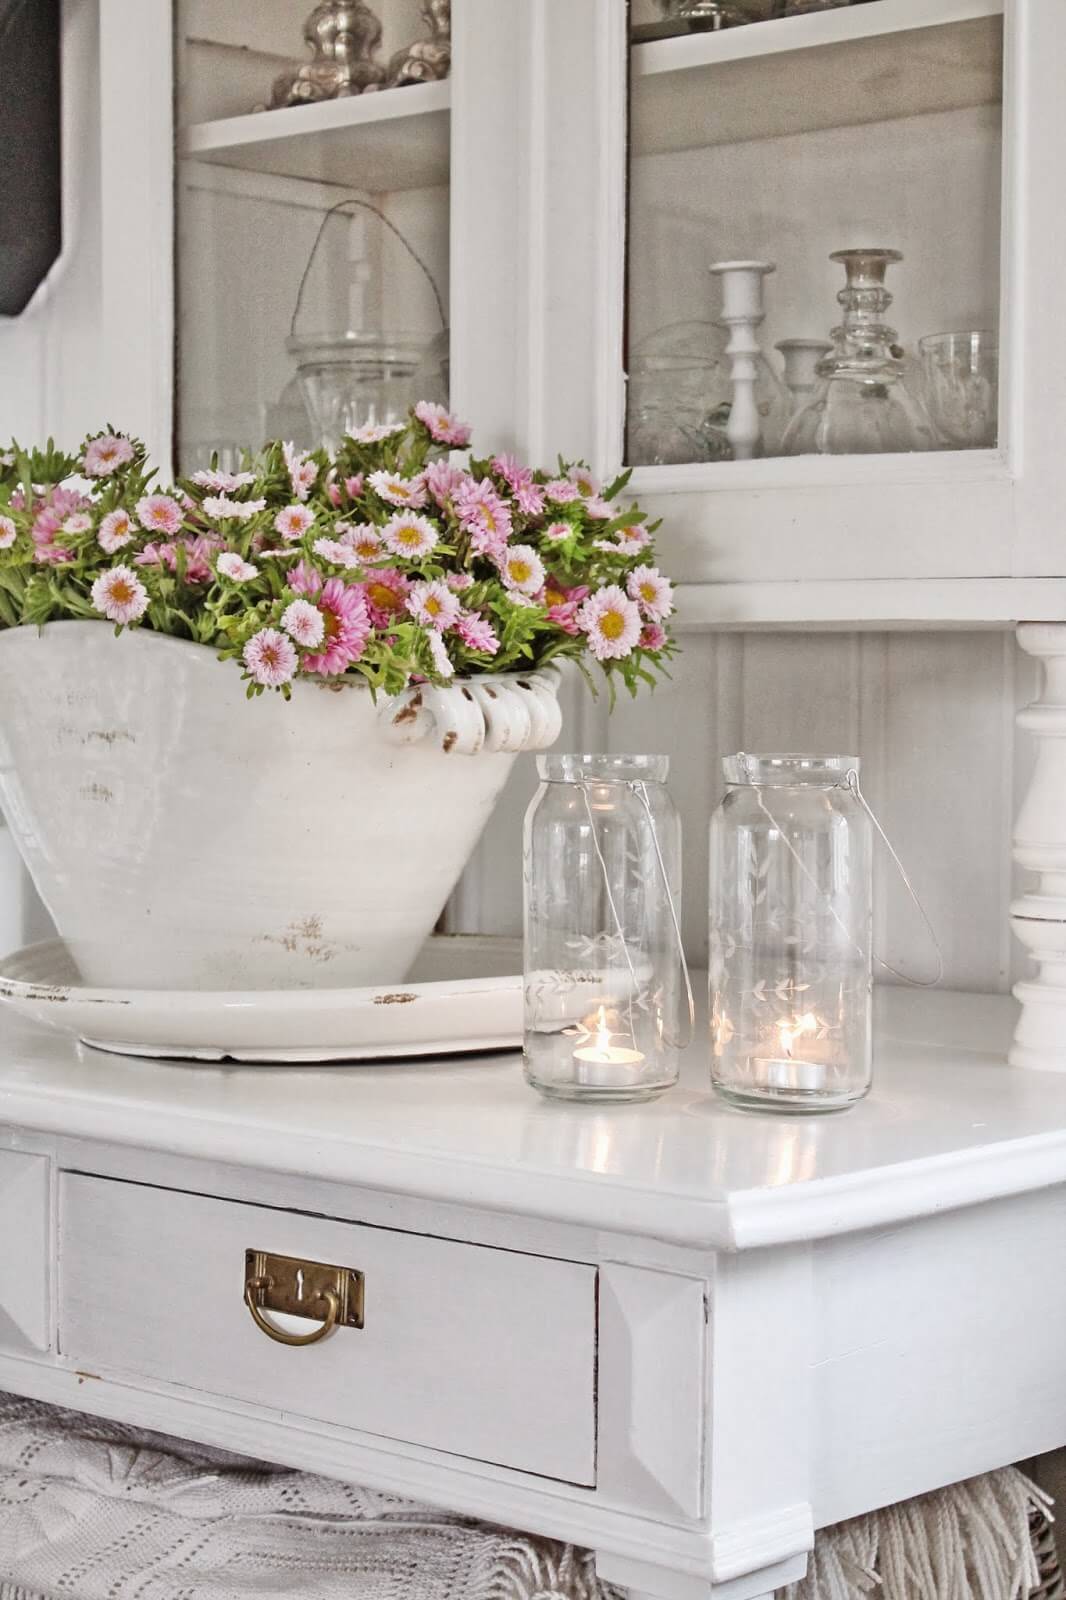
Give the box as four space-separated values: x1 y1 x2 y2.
379 670 562 756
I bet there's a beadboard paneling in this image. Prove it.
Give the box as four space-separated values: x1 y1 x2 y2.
449 630 1039 997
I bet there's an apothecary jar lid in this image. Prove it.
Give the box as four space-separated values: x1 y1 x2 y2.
722 752 859 787
537 752 670 784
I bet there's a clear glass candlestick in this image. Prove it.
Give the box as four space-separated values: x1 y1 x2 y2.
781 249 937 456
524 754 686 1103
709 753 873 1112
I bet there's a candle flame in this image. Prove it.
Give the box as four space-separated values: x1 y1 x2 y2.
778 1012 818 1058
593 1005 612 1055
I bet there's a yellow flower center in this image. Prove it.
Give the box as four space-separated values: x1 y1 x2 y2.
425 595 442 617
368 583 401 613
640 582 656 603
397 528 422 549
544 586 566 607
509 560 532 585
355 539 378 557
262 643 280 668
393 482 411 499
598 610 625 641
482 506 497 533
110 579 134 605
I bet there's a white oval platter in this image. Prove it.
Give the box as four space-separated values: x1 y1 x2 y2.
0 937 523 1063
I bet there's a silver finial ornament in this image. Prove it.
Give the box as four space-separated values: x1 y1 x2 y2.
269 2 386 108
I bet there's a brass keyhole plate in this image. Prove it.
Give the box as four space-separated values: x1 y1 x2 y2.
244 1249 365 1329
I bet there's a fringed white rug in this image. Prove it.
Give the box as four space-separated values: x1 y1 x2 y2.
0 1393 617 1600
783 1469 1054 1600
0 1391 1053 1600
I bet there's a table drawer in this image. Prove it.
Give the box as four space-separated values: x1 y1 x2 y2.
59 1174 597 1484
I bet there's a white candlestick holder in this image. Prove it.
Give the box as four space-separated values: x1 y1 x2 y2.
709 259 776 461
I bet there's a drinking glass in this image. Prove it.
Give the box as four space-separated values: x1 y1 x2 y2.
919 331 998 449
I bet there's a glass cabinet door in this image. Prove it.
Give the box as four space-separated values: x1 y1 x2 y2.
174 0 451 475
626 1 1003 468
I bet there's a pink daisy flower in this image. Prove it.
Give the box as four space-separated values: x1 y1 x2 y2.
34 544 75 565
499 544 545 595
491 455 545 518
455 611 500 655
422 461 467 509
191 469 256 492
616 523 652 553
302 578 371 677
577 585 643 662
83 434 134 477
98 509 134 553
368 469 427 509
446 572 473 592
568 465 600 497
414 402 472 448
283 443 318 502
543 521 572 543
640 622 667 651
338 523 383 562
136 494 183 536
544 582 589 637
407 578 461 632
348 420 405 444
281 598 326 649
364 568 410 628
135 535 221 585
0 516 15 549
216 552 258 582
584 497 613 520
312 536 359 569
344 474 365 500
243 628 298 689
274 504 315 541
515 482 545 517
455 477 512 558
62 512 92 535
627 564 674 621
426 629 455 679
545 478 581 504
382 511 438 561
286 560 323 598
91 565 149 625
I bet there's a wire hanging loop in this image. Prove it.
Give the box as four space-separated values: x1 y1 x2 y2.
577 778 695 1054
845 768 944 988
741 754 943 990
289 195 448 341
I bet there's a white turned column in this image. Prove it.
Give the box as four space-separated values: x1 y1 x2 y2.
1011 624 1066 1070
710 261 775 462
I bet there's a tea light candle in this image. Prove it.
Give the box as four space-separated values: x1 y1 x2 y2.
573 1007 645 1087
754 1012 831 1093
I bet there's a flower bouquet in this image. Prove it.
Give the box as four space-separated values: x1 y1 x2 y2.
0 406 679 995
0 403 675 701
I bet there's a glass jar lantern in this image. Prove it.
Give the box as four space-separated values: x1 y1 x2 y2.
524 754 685 1103
709 754 873 1112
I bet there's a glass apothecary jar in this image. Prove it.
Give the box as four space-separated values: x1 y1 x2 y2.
709 753 873 1112
524 754 684 1103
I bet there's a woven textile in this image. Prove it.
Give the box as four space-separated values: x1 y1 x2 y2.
0 1392 618 1600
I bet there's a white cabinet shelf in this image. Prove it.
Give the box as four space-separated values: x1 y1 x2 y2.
631 0 1002 153
675 577 1066 631
180 80 450 193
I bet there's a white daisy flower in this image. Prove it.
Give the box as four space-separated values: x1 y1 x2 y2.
216 552 258 582
382 511 438 561
91 565 149 625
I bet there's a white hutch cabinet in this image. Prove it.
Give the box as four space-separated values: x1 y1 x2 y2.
102 0 1066 631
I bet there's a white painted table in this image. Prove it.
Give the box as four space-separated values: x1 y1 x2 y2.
1 986 1065 1600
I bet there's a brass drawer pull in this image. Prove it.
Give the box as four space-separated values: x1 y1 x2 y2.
243 1249 364 1348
